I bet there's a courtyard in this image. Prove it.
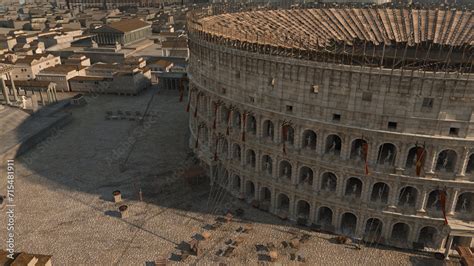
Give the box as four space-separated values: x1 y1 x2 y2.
0 88 459 265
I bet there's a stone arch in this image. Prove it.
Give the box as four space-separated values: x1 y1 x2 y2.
282 124 294 145
455 192 473 214
345 177 362 199
398 186 418 207
262 120 274 140
370 182 390 203
246 149 256 168
340 212 358 236
302 129 317 150
426 189 443 211
325 134 342 155
436 149 457 172
279 160 292 180
233 110 241 128
391 222 410 244
377 143 397 166
316 206 333 227
298 166 313 186
260 187 271 202
261 154 273 175
350 138 367 161
232 143 241 162
418 226 438 249
296 200 310 219
321 172 337 192
277 193 290 213
466 154 474 174
232 175 241 192
246 114 257 135
364 218 383 243
245 180 255 199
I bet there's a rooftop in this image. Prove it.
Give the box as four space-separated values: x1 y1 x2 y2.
196 7 473 48
103 18 150 33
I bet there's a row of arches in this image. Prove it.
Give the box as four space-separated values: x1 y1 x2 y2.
192 95 474 175
228 174 474 216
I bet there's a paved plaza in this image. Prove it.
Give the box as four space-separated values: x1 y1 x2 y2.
0 89 460 265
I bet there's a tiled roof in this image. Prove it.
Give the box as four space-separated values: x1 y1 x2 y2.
105 18 150 33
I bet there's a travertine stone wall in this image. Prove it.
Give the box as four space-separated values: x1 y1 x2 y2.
187 36 474 250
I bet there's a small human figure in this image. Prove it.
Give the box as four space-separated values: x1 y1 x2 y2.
268 125 274 138
352 184 358 195
404 191 411 206
325 178 332 191
442 157 449 169
356 145 363 161
378 187 384 202
283 165 290 178
431 196 439 210
328 140 336 154
461 198 468 212
384 150 392 164
306 135 313 148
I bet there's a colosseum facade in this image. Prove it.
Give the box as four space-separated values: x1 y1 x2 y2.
186 4 474 251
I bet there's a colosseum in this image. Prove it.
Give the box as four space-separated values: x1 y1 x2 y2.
186 4 474 253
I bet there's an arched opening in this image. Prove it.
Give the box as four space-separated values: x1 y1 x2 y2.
340 212 357 236
418 226 438 249
233 110 241 128
321 172 337 192
246 115 257 135
296 200 310 219
245 180 255 199
260 187 271 202
398 186 418 207
277 193 290 213
350 139 367 161
279 160 292 180
232 175 241 192
377 143 396 166
232 144 241 162
325 134 342 155
263 120 274 140
317 207 333 227
262 155 272 175
345 177 362 199
282 125 294 145
298 166 313 186
246 149 256 168
426 190 443 211
364 218 383 243
455 192 473 214
436 149 457 172
302 130 317 150
391 223 410 244
370 182 389 203
466 154 474 174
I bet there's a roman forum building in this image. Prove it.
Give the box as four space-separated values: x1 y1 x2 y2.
186 4 474 251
